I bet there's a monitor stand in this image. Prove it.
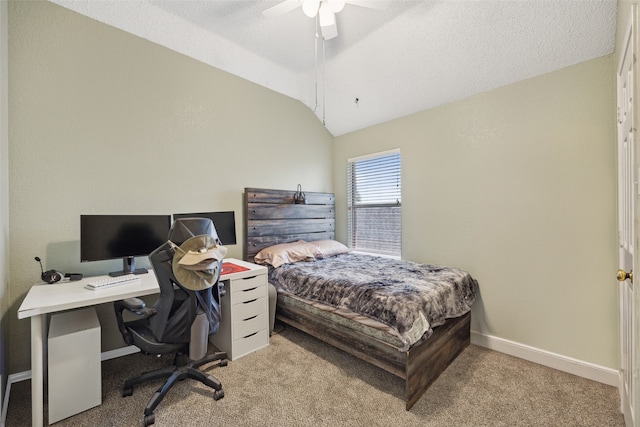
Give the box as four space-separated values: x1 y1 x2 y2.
109 256 148 277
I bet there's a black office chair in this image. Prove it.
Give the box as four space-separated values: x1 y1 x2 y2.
114 218 228 426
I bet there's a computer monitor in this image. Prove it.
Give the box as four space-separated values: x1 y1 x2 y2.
172 211 237 245
80 214 171 277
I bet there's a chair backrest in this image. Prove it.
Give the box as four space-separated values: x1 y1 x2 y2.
147 218 223 343
168 217 220 246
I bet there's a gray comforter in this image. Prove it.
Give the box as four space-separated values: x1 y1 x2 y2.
269 253 479 350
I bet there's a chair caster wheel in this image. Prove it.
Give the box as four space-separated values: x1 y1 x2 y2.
220 359 228 367
144 413 155 426
122 386 133 397
213 389 225 400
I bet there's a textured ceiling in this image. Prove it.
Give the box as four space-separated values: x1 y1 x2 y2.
51 0 617 136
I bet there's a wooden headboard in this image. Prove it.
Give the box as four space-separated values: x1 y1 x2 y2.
244 187 335 262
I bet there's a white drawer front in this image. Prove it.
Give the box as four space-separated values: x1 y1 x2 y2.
233 296 267 320
232 328 269 360
231 275 265 292
233 312 267 340
234 284 266 304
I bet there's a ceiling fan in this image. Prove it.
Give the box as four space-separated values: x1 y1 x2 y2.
263 0 388 40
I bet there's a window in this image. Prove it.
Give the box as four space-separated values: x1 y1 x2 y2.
347 149 401 257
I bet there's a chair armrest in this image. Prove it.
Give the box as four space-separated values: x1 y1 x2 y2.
121 297 145 312
113 298 156 345
120 297 156 316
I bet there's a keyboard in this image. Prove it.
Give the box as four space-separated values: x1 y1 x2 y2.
85 274 141 290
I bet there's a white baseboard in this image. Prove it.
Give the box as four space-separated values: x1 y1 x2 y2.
1 370 31 427
0 346 139 426
471 330 619 387
101 345 139 361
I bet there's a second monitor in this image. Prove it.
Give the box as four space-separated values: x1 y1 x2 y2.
172 211 237 246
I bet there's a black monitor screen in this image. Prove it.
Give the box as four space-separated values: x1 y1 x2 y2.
81 214 171 275
173 211 237 245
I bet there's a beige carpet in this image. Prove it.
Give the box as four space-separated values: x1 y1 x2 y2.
5 323 624 426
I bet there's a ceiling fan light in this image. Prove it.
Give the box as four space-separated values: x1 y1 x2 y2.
302 0 320 17
326 0 346 13
319 5 338 39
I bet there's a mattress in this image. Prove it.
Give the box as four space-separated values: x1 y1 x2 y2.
269 253 479 351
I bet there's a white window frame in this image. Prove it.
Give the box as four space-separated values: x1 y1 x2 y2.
347 149 401 257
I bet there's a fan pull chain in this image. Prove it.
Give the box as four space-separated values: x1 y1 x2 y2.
313 14 326 125
314 16 319 114
322 34 326 125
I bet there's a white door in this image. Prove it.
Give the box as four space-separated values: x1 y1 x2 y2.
617 7 638 426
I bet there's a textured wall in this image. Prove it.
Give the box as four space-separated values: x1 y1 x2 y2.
334 55 617 369
0 0 9 407
8 1 332 373
7 0 619 377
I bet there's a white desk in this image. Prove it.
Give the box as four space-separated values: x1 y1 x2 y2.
17 258 265 427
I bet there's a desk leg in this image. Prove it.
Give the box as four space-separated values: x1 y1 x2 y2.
31 315 44 427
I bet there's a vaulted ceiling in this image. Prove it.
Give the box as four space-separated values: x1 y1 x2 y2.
51 0 617 136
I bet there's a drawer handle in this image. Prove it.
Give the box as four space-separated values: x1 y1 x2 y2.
243 315 258 321
243 299 257 304
242 287 258 292
241 276 257 281
243 332 258 339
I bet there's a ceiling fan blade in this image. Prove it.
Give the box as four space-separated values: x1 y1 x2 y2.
326 0 346 13
302 0 321 17
344 0 390 11
262 0 302 17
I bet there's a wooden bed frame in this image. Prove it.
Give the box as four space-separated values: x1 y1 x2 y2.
243 187 471 410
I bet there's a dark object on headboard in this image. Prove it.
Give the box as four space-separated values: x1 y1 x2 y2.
293 184 307 204
244 187 335 262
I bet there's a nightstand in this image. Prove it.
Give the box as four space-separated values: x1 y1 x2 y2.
209 259 269 360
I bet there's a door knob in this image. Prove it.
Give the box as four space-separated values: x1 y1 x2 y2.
617 269 633 283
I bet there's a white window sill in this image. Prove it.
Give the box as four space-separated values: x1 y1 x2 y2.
350 250 401 260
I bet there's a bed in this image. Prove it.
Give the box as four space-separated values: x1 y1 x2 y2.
243 187 478 409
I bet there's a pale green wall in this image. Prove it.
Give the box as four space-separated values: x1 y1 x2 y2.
8 1 332 373
334 55 618 368
0 0 9 406
6 0 619 377
618 2 635 53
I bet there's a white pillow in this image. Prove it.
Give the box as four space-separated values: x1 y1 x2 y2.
254 240 318 268
310 240 350 258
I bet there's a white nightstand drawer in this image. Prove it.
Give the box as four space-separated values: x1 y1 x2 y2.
232 275 265 292
233 312 267 340
234 284 266 304
234 296 267 320
211 260 269 361
232 328 269 360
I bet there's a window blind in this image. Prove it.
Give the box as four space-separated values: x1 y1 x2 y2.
347 150 401 256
